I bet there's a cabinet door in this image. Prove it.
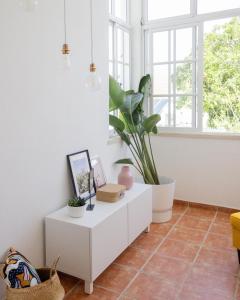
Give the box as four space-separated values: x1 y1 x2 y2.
128 188 152 244
91 205 128 280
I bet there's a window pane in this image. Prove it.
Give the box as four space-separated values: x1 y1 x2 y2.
176 96 192 127
117 28 124 62
153 65 169 94
153 98 169 127
124 65 130 90
109 25 113 60
148 0 190 20
176 28 192 61
203 17 240 133
153 31 168 63
115 0 127 21
117 63 124 87
124 32 130 63
198 0 240 14
176 63 192 94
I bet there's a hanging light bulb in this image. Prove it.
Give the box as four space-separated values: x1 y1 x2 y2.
19 0 38 12
61 0 71 70
84 0 102 91
85 63 102 91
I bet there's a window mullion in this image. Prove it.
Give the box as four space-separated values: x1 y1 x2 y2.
197 22 204 131
168 30 171 127
192 26 197 128
173 30 176 127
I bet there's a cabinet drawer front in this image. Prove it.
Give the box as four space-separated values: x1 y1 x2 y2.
128 188 152 244
91 206 128 280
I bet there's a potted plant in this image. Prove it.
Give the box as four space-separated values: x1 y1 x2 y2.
109 74 175 223
67 197 86 218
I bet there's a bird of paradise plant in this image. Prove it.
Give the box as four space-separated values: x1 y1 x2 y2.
109 74 161 185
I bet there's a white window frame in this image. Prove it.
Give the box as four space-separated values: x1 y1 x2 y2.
143 0 240 132
109 0 131 90
109 0 131 136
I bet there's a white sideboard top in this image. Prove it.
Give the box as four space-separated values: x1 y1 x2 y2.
46 183 152 229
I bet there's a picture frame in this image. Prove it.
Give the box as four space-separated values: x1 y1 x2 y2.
67 150 96 201
91 155 106 189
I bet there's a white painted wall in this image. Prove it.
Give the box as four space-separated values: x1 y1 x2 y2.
151 134 240 209
0 0 123 296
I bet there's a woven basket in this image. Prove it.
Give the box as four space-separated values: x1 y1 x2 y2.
1 258 65 300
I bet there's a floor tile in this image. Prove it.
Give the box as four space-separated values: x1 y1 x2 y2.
114 246 152 270
66 284 118 300
143 254 190 285
124 272 178 300
178 283 233 300
204 232 233 251
168 213 182 225
210 222 232 236
183 264 237 299
58 272 80 294
184 207 216 220
196 247 239 274
236 283 240 300
94 263 137 294
178 215 211 231
150 222 173 236
189 203 217 210
172 202 188 215
215 211 231 224
157 238 200 263
131 232 163 252
167 226 207 245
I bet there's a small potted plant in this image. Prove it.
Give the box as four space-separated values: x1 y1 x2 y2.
67 197 86 218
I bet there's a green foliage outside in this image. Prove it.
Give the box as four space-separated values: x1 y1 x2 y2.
177 17 240 132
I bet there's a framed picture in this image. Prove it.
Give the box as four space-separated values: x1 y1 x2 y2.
67 150 96 200
91 156 106 189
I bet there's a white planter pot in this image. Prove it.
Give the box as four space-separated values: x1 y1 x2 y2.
152 176 176 223
68 205 85 218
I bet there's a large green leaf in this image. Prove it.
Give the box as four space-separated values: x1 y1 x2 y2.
115 158 134 165
143 114 161 133
109 76 125 111
120 93 143 116
109 115 125 132
138 74 151 110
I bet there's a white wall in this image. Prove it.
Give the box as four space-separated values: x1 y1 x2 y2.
151 134 240 209
0 0 123 296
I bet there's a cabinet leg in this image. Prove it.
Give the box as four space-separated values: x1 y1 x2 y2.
84 281 93 294
145 225 150 233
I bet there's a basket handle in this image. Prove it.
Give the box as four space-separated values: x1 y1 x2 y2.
50 256 60 279
0 264 5 279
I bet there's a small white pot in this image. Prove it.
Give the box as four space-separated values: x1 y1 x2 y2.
67 205 85 218
152 176 176 223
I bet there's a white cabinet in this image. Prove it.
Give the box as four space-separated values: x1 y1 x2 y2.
45 183 152 294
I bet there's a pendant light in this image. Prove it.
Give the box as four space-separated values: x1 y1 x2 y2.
85 0 102 91
20 0 38 12
61 0 71 69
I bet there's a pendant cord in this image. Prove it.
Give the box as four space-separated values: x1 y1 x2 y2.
64 0 67 44
90 0 94 63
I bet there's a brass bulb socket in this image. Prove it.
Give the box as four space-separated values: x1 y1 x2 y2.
90 63 97 72
62 43 71 55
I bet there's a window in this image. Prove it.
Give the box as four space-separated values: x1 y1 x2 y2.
109 0 130 90
147 0 190 21
198 0 240 14
144 0 240 133
109 0 131 134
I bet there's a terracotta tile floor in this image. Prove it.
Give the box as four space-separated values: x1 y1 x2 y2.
60 202 240 299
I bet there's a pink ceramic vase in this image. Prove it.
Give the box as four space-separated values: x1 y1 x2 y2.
118 166 134 190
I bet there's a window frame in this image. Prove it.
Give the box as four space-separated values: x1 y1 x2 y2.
109 0 131 135
143 0 240 132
